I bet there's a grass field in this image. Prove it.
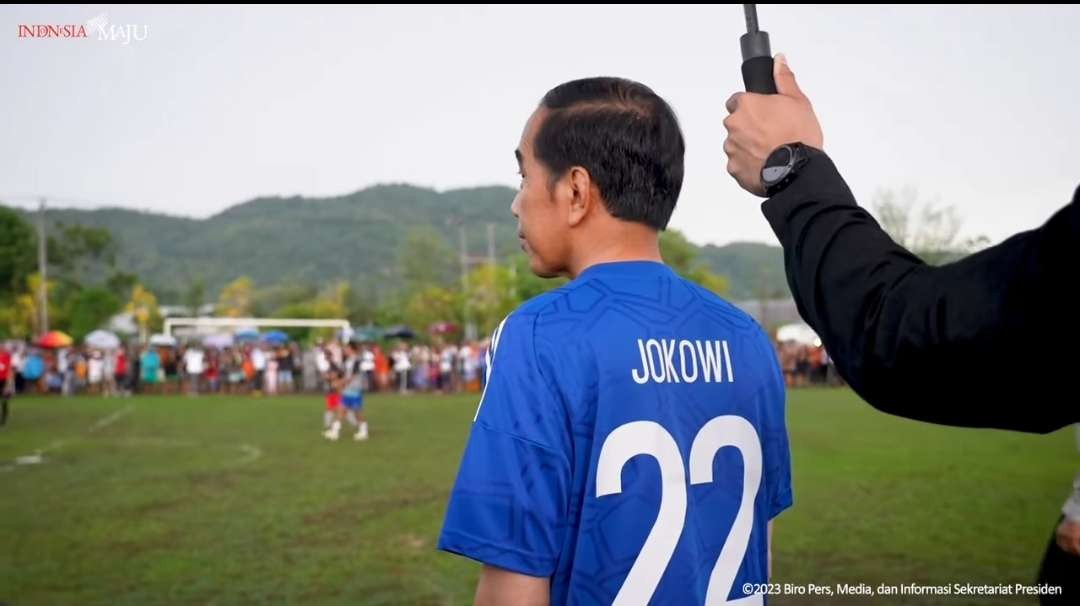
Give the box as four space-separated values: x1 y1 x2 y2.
1 389 1074 605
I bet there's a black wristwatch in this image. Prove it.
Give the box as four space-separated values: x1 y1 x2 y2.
761 143 820 197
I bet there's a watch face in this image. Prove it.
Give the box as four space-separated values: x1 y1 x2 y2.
762 164 790 184
768 145 793 167
762 145 794 185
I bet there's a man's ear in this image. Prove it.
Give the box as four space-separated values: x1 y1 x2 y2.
566 166 593 228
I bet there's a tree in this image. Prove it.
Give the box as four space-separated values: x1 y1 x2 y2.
398 226 456 294
0 207 37 302
311 282 349 320
68 288 122 341
270 302 316 342
269 282 350 342
309 282 351 341
47 223 117 284
253 282 317 319
105 271 139 301
404 286 462 338
685 266 730 297
872 187 990 266
185 278 206 317
660 230 731 296
126 284 162 343
11 293 38 339
373 293 407 328
660 230 697 275
510 255 566 302
465 264 518 337
3 276 47 339
345 280 380 326
217 277 255 318
7 274 58 338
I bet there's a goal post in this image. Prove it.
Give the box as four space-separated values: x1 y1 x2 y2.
163 317 351 338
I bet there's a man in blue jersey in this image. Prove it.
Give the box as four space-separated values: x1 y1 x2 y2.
438 77 792 605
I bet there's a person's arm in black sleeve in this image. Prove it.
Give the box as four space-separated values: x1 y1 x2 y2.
762 151 1078 433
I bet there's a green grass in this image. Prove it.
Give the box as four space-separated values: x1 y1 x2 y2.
1 389 1073 605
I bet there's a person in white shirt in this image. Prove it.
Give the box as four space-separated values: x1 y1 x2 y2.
87 350 104 394
102 349 117 398
392 344 411 394
265 352 278 395
250 346 266 394
184 346 205 395
360 347 376 392
440 345 457 393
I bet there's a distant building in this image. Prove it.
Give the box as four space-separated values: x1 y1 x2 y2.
158 303 216 318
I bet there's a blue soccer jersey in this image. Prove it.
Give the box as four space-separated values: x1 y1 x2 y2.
439 261 792 605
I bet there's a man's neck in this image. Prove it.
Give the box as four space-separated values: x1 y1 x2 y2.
566 224 663 279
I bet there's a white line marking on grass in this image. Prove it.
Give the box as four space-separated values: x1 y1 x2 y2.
87 405 135 433
118 437 196 448
40 439 67 453
9 405 134 469
231 444 263 466
10 439 67 467
7 403 264 472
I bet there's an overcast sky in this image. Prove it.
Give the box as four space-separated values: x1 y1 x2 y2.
2 4 1077 247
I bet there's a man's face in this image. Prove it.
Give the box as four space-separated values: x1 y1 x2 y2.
511 108 571 278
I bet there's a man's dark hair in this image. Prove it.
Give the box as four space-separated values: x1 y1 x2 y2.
535 77 685 230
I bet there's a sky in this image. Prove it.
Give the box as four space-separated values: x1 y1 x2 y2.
2 4 1077 248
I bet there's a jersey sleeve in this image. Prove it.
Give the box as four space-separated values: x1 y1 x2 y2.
758 332 793 519
437 312 573 577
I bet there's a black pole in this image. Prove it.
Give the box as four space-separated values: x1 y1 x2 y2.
740 4 777 94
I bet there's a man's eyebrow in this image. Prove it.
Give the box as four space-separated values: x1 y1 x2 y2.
514 149 523 166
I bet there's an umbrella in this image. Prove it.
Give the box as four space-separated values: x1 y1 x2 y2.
740 5 777 95
429 322 460 335
37 330 73 348
776 323 820 346
350 326 382 342
383 325 416 339
234 328 260 342
203 333 234 349
22 354 45 380
261 330 289 344
149 333 178 347
84 329 121 349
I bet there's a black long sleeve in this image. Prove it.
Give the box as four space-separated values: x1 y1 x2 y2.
762 152 1079 433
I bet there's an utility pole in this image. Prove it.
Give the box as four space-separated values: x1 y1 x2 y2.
458 220 470 335
37 197 49 335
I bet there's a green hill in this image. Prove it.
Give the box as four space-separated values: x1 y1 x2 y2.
11 185 789 301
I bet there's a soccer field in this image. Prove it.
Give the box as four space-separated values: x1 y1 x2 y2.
1 390 1073 605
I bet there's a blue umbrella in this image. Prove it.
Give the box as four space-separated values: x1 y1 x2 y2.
22 354 45 380
383 325 416 339
261 330 289 344
234 328 260 342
